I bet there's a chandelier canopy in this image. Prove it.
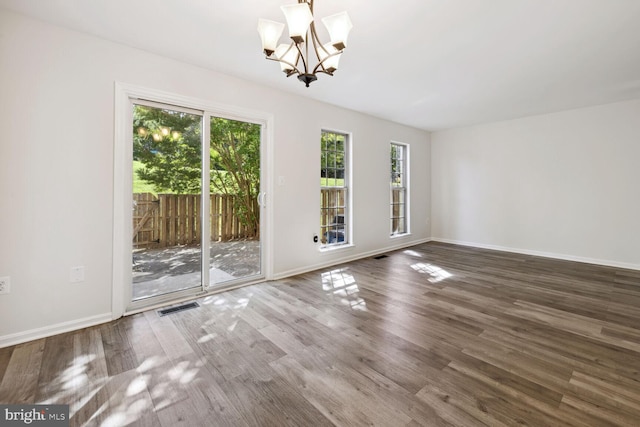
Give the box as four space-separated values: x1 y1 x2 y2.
258 0 353 87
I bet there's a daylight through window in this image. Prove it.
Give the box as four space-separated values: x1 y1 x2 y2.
391 142 408 236
320 131 349 247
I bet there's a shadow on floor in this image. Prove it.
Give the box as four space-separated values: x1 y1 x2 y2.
132 240 260 300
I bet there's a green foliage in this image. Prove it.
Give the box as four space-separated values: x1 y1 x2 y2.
133 105 261 235
210 117 261 235
390 144 404 187
133 161 159 194
320 178 344 187
133 106 202 194
320 131 346 187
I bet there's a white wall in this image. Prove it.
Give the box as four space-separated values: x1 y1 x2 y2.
0 10 430 345
431 99 640 269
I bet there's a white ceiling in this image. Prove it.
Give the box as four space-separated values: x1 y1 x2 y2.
2 0 639 131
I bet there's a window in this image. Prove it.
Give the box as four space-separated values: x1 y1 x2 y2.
390 142 408 236
320 130 349 248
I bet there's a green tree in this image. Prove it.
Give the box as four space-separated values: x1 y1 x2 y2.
210 117 260 236
133 106 202 193
133 105 260 236
321 131 345 186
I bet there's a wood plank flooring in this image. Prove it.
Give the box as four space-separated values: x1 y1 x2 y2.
1 242 640 426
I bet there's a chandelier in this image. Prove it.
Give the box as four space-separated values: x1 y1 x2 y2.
257 0 353 87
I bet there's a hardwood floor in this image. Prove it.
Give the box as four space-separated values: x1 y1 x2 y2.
1 242 640 426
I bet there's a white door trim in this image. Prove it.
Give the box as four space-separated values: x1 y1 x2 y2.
112 82 274 319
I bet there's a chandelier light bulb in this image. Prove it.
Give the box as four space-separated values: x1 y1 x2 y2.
322 11 353 50
275 44 299 72
281 3 313 43
257 19 285 56
319 43 340 72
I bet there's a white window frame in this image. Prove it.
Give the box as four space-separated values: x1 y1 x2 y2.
320 129 351 250
390 141 409 237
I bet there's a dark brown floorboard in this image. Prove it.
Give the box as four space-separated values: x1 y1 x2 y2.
1 241 640 426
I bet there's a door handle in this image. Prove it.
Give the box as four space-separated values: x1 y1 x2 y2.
257 192 266 207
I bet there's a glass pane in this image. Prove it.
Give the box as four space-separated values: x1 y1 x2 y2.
336 151 344 171
390 143 408 236
321 130 348 246
339 188 347 208
208 117 261 286
326 135 336 151
132 105 203 301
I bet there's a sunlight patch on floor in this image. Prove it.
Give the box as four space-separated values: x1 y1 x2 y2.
201 294 252 313
197 333 217 344
411 263 452 283
101 395 151 427
126 375 149 396
168 360 200 385
136 356 160 374
404 249 423 257
321 268 367 311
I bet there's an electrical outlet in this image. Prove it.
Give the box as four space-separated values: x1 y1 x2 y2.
70 266 85 283
0 276 10 294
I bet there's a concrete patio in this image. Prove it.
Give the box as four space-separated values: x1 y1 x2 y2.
132 239 260 300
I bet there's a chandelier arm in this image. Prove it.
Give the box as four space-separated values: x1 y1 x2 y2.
309 21 329 74
298 0 314 75
295 39 309 75
313 51 342 75
265 42 302 75
314 70 334 77
264 55 302 76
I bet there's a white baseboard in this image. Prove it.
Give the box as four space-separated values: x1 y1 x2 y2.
430 238 640 271
272 238 432 280
0 313 112 348
11 237 632 348
0 239 432 348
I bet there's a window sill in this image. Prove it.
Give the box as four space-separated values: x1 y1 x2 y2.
390 232 411 239
319 243 355 253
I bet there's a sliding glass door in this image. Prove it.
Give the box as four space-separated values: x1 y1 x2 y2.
130 101 263 304
207 117 262 287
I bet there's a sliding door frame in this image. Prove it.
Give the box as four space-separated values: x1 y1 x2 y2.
113 82 274 318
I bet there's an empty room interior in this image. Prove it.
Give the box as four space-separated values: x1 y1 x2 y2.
1 0 640 426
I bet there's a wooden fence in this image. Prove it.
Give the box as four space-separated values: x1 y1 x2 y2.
133 193 258 248
319 188 346 243
391 187 406 233
317 187 406 240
